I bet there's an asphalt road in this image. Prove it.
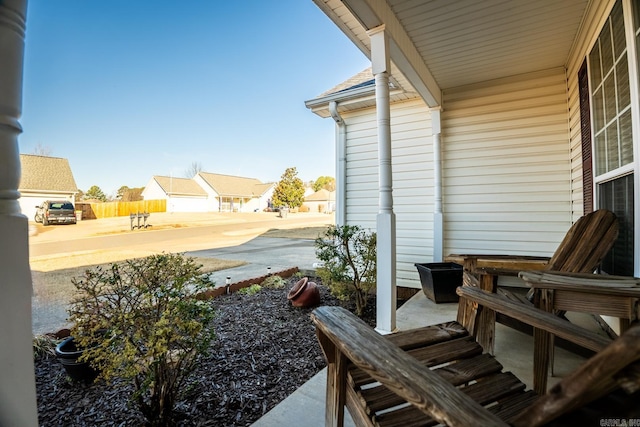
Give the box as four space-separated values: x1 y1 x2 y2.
29 212 333 258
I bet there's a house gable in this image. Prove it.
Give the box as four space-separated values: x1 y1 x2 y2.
19 154 77 194
19 154 78 220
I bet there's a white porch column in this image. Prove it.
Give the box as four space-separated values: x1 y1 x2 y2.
431 107 443 261
0 1 38 425
369 25 397 334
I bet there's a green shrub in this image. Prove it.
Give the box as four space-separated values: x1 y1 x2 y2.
314 225 376 316
238 284 262 295
260 275 286 289
68 253 216 426
33 335 58 359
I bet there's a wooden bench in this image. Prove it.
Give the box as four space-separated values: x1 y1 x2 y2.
311 286 640 427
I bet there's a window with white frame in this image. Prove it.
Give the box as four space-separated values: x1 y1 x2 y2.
587 0 635 275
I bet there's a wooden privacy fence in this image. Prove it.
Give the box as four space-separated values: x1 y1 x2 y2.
76 200 166 220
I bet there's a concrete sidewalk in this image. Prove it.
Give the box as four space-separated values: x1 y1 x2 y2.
187 236 320 287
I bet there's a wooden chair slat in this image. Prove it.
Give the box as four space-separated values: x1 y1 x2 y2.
489 390 539 422
407 336 482 366
385 321 468 350
460 371 526 405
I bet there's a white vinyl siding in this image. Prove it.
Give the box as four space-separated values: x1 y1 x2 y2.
343 98 434 288
442 68 572 257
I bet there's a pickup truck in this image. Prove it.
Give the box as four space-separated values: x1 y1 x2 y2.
34 200 77 225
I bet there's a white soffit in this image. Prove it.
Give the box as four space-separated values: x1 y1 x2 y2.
316 0 590 98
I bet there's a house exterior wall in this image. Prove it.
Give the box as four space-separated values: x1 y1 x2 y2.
244 193 272 212
165 196 209 213
304 200 335 213
192 174 222 210
442 68 572 258
342 97 434 288
258 186 275 211
141 180 167 201
141 180 210 213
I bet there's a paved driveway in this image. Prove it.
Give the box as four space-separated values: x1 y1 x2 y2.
189 236 320 286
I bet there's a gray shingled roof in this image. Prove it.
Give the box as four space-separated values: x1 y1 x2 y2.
317 68 374 97
19 154 78 192
197 172 273 197
153 176 208 196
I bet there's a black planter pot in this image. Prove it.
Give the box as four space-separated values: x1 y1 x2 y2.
54 336 98 382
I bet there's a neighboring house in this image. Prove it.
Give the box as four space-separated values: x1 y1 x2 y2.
304 189 335 214
141 176 209 213
307 0 640 332
18 154 78 221
194 172 274 212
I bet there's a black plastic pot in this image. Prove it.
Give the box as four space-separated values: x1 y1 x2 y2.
415 262 463 303
54 336 98 382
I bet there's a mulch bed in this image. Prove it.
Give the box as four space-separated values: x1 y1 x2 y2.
35 276 388 426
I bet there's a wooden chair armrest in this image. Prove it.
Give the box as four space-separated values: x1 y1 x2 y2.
519 271 640 296
311 306 509 427
457 286 612 352
446 254 549 276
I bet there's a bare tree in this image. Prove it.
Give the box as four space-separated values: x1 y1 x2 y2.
184 161 203 178
32 143 53 157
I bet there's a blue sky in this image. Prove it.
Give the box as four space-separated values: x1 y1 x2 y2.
20 1 369 196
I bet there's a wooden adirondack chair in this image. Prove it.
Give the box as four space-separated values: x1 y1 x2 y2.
312 283 640 427
446 209 619 354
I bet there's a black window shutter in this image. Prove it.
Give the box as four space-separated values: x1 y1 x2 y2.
578 60 593 214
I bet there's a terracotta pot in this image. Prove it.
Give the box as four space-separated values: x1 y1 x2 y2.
287 277 321 308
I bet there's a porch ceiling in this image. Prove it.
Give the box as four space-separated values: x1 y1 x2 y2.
314 0 592 107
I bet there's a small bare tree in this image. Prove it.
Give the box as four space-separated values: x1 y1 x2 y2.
32 143 53 157
184 161 203 178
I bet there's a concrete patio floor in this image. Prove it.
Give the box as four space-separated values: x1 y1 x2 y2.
253 290 604 426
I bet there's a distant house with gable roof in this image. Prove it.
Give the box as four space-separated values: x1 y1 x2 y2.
141 176 209 213
18 154 78 221
142 172 274 213
304 189 335 214
194 172 274 212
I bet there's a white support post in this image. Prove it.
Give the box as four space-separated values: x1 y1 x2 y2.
369 25 397 334
431 107 443 262
0 0 39 425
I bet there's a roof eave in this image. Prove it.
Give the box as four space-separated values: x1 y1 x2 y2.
305 86 405 118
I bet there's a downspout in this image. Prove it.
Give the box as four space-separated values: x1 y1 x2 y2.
431 107 443 261
329 101 346 226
